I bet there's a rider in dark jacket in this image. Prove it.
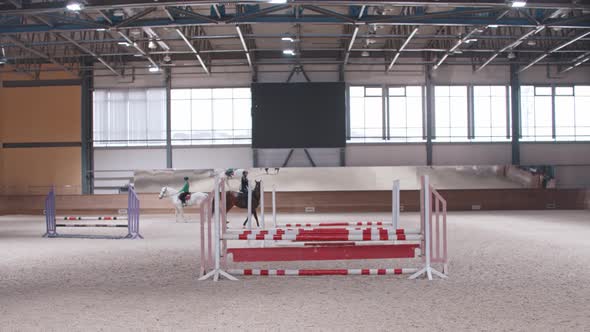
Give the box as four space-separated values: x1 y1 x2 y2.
239 170 249 206
240 171 249 195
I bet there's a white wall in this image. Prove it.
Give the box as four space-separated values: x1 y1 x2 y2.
554 166 590 189
172 146 252 169
432 65 509 84
433 143 512 165
94 148 167 170
520 143 590 165
346 144 426 166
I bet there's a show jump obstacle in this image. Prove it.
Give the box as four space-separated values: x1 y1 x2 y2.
43 186 142 239
199 175 448 281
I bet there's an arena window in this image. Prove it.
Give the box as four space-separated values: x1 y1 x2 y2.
473 85 511 142
388 86 424 142
348 86 385 143
170 88 251 145
93 88 166 147
434 85 468 141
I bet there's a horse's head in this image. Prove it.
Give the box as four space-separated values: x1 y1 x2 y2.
158 186 168 199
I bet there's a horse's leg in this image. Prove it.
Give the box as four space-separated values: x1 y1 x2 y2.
180 206 187 222
252 209 260 227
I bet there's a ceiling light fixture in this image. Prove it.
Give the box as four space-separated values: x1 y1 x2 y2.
113 9 125 17
66 1 83 11
361 50 370 57
269 0 288 3
488 24 499 28
283 49 295 56
117 41 131 47
507 52 516 59
148 40 157 49
148 66 160 73
96 28 107 32
511 1 527 8
281 37 295 42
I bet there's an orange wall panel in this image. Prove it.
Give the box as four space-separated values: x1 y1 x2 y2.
0 65 78 81
1 147 81 194
0 86 81 142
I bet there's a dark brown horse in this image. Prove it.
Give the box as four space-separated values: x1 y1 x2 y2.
213 180 261 227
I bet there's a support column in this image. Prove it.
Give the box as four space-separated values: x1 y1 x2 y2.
425 65 434 166
510 64 521 165
81 63 94 194
467 85 474 139
165 67 172 169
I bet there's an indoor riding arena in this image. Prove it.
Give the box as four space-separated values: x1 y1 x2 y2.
1 1 590 331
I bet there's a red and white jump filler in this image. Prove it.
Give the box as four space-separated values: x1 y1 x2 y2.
199 175 448 281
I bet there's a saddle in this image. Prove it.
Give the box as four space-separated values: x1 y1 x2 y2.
180 193 191 205
235 192 248 207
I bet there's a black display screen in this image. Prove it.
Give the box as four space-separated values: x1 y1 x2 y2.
251 83 346 148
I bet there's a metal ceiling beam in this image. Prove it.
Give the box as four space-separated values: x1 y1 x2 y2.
117 31 159 68
5 35 74 73
357 5 366 19
0 33 585 48
301 5 356 23
343 26 359 65
114 7 157 28
433 27 481 70
57 33 121 76
213 5 222 19
518 30 590 73
2 1 589 15
2 15 590 34
387 27 418 71
559 51 590 74
476 25 545 72
40 13 110 29
226 4 291 23
166 6 220 24
6 0 21 9
97 10 113 24
545 13 590 27
367 7 503 24
164 7 176 21
235 25 252 70
176 28 210 75
32 15 54 27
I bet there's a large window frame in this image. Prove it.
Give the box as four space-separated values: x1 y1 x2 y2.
472 85 511 142
348 85 425 143
348 85 385 143
433 85 469 142
387 85 425 142
170 87 252 146
520 84 590 142
93 88 167 147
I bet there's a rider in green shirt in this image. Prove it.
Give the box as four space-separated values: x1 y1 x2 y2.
179 176 190 206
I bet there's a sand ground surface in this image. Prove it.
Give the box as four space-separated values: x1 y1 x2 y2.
1 211 589 331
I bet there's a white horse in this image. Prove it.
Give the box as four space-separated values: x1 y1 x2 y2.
158 186 209 223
